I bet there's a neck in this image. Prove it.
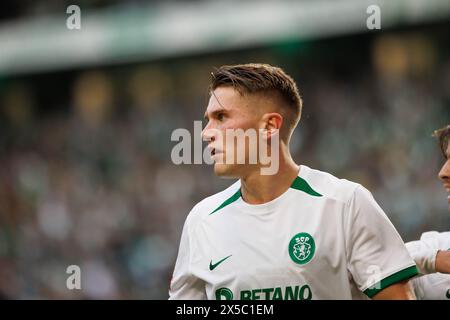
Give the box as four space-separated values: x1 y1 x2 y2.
240 146 300 205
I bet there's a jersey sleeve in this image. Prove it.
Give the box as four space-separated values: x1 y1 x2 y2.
409 276 425 299
405 231 450 276
168 213 207 300
345 185 419 298
405 231 440 276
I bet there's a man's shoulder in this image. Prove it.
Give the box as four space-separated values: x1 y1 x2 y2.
300 165 362 205
185 180 241 224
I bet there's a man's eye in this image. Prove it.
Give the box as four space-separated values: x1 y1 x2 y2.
217 113 224 121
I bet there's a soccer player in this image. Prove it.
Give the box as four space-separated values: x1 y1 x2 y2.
406 124 450 299
169 64 418 300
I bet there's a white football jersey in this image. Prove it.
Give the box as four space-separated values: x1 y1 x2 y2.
169 165 418 300
406 231 450 300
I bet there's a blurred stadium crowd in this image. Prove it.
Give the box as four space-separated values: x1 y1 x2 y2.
1 21 450 298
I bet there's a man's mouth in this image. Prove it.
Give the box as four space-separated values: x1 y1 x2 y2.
444 184 450 203
209 147 223 157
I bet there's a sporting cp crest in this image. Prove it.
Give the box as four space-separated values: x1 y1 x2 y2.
288 232 315 265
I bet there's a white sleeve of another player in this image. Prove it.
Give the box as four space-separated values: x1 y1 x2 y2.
345 185 418 298
409 276 426 299
168 214 206 300
405 231 440 276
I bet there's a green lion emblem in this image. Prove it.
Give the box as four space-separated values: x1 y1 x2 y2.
289 232 315 265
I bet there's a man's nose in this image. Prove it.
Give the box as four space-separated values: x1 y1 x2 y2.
438 159 450 181
201 123 215 142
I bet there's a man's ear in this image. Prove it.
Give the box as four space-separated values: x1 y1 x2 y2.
260 113 283 140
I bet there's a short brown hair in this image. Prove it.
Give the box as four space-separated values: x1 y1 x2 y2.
210 63 302 137
433 124 450 158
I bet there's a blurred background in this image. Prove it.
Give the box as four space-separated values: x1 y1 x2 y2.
0 0 449 299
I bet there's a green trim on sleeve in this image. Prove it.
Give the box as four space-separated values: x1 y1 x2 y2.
209 189 241 215
363 265 419 298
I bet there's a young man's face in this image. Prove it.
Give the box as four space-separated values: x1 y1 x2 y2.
201 86 265 178
438 142 450 209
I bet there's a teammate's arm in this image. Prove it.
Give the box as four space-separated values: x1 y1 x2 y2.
435 250 450 273
406 231 450 275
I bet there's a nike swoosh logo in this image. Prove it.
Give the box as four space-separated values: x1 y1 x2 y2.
209 255 232 271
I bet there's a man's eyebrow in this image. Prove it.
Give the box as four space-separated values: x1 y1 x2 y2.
204 93 228 121
204 108 227 121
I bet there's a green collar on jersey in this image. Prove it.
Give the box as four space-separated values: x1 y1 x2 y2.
209 176 322 215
